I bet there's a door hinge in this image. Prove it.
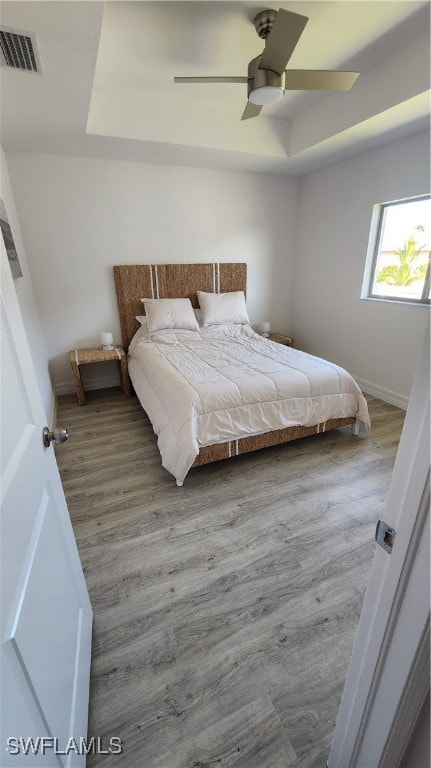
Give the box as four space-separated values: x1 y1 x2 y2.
375 519 396 554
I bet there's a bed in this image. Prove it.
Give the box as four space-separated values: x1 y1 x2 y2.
114 263 370 485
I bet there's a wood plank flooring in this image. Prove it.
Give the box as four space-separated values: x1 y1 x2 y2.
55 388 405 768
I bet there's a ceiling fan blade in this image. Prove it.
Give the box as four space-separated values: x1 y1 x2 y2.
174 76 247 84
284 70 360 91
259 9 308 76
241 101 262 121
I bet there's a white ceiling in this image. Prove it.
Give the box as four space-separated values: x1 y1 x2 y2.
0 1 429 175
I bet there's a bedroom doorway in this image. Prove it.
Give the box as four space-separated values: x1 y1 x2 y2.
329 328 430 765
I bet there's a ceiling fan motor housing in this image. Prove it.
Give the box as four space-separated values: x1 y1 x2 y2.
247 57 285 102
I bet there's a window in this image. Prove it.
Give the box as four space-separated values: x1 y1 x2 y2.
364 195 430 305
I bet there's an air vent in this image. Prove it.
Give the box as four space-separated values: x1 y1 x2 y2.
0 26 41 73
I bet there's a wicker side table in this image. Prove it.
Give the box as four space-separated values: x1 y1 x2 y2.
268 332 294 347
69 346 131 405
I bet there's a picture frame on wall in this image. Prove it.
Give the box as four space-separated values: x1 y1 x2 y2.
0 198 23 279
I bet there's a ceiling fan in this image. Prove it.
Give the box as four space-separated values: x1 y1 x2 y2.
174 8 360 120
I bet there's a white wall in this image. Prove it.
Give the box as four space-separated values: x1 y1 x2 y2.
292 131 430 407
5 132 429 405
0 147 53 420
6 152 298 391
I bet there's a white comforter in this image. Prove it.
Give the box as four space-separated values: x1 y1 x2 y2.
128 324 370 484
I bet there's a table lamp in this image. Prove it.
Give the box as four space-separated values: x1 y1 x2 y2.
100 331 114 350
255 321 270 338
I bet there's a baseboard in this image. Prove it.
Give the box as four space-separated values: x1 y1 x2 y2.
355 377 408 411
55 375 120 397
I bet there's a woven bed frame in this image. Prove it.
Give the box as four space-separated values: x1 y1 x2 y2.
113 263 356 474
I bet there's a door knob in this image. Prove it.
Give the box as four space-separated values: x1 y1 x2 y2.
43 426 69 448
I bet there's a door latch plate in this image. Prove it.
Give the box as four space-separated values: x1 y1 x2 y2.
375 519 396 554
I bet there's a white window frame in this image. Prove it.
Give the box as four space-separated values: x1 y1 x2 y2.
362 195 430 306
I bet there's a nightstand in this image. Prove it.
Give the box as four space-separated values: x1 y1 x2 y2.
268 332 294 347
69 346 131 405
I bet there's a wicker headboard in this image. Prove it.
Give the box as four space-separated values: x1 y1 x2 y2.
114 263 247 350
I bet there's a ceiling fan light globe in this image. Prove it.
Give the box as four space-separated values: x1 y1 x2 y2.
248 85 284 105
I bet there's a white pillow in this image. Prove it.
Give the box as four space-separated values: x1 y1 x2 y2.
137 308 203 325
197 291 250 326
142 298 199 332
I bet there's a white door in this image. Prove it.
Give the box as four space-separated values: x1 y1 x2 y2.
329 326 430 766
0 238 92 766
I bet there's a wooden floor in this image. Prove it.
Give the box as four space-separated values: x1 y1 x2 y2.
56 388 405 768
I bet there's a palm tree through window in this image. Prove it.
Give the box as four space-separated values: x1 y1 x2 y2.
367 195 430 304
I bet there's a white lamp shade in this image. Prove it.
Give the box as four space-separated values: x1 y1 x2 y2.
248 86 284 106
100 331 114 349
255 321 271 337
